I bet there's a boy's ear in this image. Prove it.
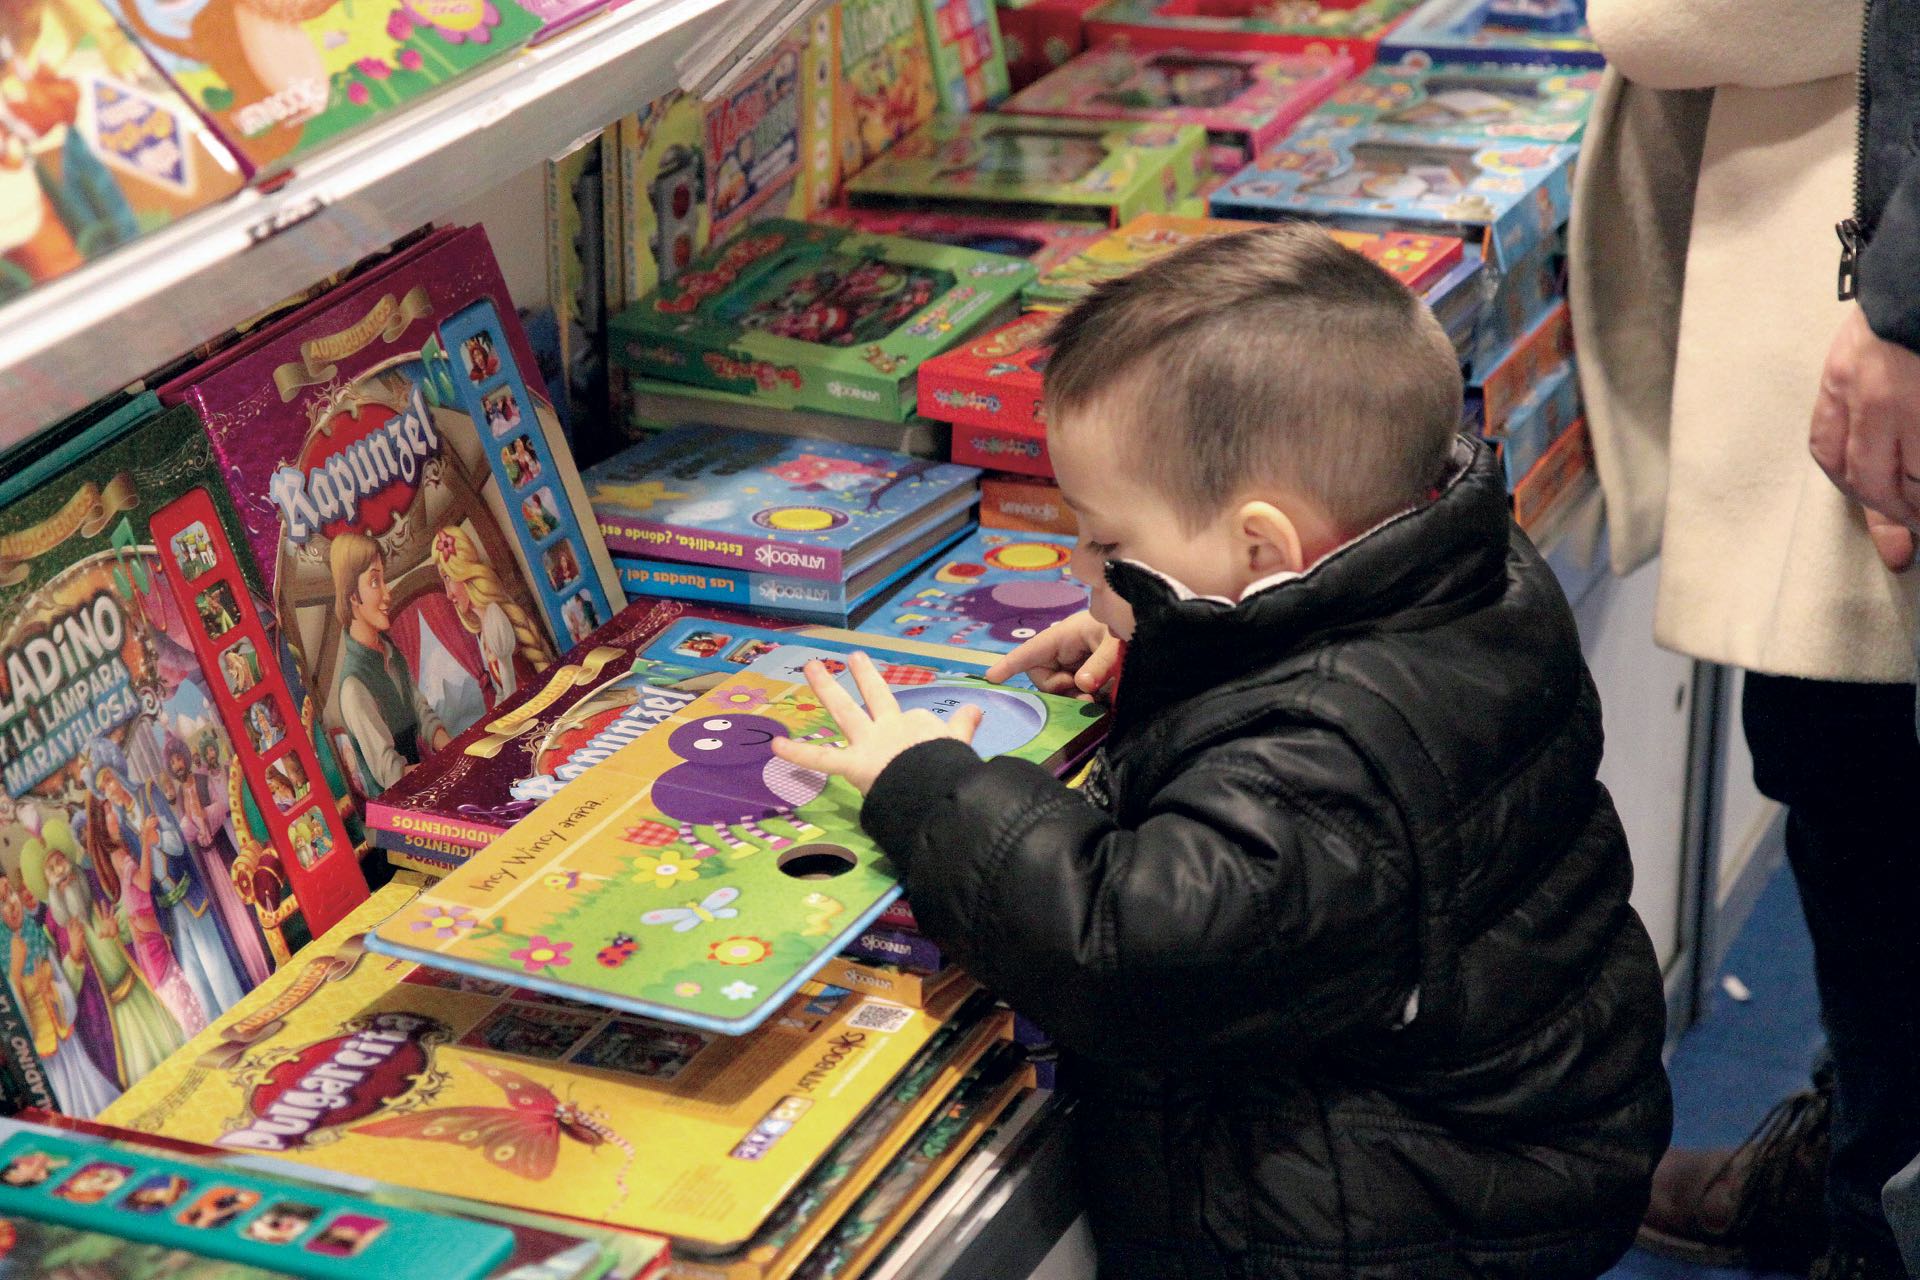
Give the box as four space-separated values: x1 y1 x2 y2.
1237 501 1306 576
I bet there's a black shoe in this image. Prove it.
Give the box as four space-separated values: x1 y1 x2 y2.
1636 1078 1833 1271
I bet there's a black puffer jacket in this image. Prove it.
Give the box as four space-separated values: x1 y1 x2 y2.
862 440 1672 1279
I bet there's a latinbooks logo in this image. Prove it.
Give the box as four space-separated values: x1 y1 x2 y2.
825 381 881 402
755 545 829 572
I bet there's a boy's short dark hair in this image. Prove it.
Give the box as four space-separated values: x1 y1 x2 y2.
1044 223 1463 534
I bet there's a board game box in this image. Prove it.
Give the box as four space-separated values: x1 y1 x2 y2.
0 0 244 304
979 476 1075 535
364 600 1017 872
1470 298 1569 435
1081 0 1425 62
1022 213 1464 309
583 427 980 581
96 0 545 178
1494 355 1578 484
101 885 995 1253
1305 61 1599 143
620 376 949 458
1511 414 1590 534
364 667 1106 1035
918 0 1012 111
832 0 939 185
161 226 622 805
1423 245 1486 356
1208 126 1576 270
705 41 807 244
914 313 1051 467
1003 45 1352 175
858 529 1086 653
1466 235 1559 376
843 114 1209 228
610 220 1034 422
996 0 1105 89
811 208 1108 276
1375 0 1601 67
0 401 369 1119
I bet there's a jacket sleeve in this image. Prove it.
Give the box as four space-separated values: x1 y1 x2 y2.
1860 163 1920 354
1587 0 1860 90
860 735 1418 1070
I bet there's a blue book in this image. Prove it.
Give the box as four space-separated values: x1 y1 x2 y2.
1376 0 1603 67
584 426 981 581
857 528 1089 654
1211 126 1578 271
613 513 974 623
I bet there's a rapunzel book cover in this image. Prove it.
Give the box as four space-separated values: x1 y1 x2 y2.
0 402 367 1119
365 668 1106 1035
104 884 985 1253
163 224 621 806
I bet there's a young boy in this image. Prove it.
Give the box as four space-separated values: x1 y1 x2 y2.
773 226 1672 1279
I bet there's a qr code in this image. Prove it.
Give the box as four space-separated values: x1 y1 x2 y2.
847 1002 913 1033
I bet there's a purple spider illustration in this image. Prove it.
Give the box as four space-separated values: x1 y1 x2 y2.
650 715 828 856
896 579 1088 647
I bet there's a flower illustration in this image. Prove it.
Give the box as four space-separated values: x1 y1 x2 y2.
711 684 771 711
357 57 392 80
722 980 758 1002
410 902 477 940
675 981 703 998
386 9 416 38
398 48 424 71
634 854 699 890
542 869 583 891
346 81 371 106
509 936 572 974
708 935 772 966
403 0 502 43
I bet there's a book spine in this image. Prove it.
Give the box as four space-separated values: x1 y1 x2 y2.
615 557 859 611
594 515 847 581
979 476 1075 536
877 899 920 932
364 806 498 858
0 978 59 1115
950 422 1052 477
844 926 944 974
1476 302 1573 435
1498 359 1579 485
815 957 938 1006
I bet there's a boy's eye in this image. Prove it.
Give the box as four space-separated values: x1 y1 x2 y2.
1082 539 1117 555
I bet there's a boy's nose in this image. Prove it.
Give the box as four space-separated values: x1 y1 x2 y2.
1069 546 1102 588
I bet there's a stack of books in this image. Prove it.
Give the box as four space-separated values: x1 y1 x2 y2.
584 427 984 626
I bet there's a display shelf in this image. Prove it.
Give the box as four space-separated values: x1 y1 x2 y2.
0 0 739 448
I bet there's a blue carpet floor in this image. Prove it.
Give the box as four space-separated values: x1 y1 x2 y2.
1605 866 1825 1280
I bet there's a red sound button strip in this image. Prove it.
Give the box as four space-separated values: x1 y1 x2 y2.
149 488 366 937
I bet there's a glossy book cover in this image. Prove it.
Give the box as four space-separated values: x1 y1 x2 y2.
917 0 1010 112
914 313 1051 469
1305 61 1599 143
0 0 244 304
811 208 1106 276
843 114 1208 228
611 220 1034 422
0 405 367 1119
365 668 1106 1034
1003 45 1352 173
582 427 979 581
832 0 938 184
858 529 1086 653
1081 0 1425 61
1375 0 1601 67
1209 126 1576 269
102 885 979 1253
164 225 622 805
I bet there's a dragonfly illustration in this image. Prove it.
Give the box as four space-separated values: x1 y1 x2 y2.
641 887 741 933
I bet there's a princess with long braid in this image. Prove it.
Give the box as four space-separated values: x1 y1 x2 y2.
432 525 553 707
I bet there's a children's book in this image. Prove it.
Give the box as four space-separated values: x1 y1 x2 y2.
614 510 971 625
95 0 546 178
1081 0 1425 63
792 7 840 217
0 0 244 305
1470 298 1569 435
1021 213 1464 310
997 0 1105 89
1375 0 1601 67
364 601 1016 873
811 208 1108 275
0 401 371 1119
832 0 939 184
610 220 1034 422
842 925 942 975
1421 243 1485 356
363 663 1106 1034
843 114 1208 228
1510 415 1590 534
546 133 611 435
161 225 622 805
620 92 711 308
100 885 992 1253
858 529 1086 653
620 377 949 459
1493 355 1578 484
1003 45 1352 175
0 1212 301 1279
1208 126 1576 270
914 313 1051 476
1464 234 1558 375
1305 61 1598 143
979 476 1075 536
916 0 1011 112
584 427 980 583
811 958 966 1010
705 41 807 243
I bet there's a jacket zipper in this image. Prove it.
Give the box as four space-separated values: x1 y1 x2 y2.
1837 0 1874 299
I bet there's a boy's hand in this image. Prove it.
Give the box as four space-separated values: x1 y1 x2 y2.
986 610 1118 699
770 653 982 795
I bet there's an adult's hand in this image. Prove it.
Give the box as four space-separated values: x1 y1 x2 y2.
1809 303 1920 571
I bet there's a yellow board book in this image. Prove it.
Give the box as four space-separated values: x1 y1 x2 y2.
102 885 985 1252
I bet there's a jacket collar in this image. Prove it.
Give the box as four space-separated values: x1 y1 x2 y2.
1106 437 1509 729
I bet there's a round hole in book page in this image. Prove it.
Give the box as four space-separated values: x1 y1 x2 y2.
778 844 860 880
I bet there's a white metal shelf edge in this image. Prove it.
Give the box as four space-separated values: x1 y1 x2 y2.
0 0 739 446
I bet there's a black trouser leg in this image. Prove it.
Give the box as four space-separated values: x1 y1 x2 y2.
1744 673 1920 1267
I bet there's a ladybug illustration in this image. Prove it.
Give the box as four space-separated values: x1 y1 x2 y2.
598 934 639 967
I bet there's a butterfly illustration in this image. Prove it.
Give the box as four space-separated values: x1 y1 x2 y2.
641 887 742 933
356 1059 634 1206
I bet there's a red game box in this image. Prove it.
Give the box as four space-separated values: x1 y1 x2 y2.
916 313 1053 474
